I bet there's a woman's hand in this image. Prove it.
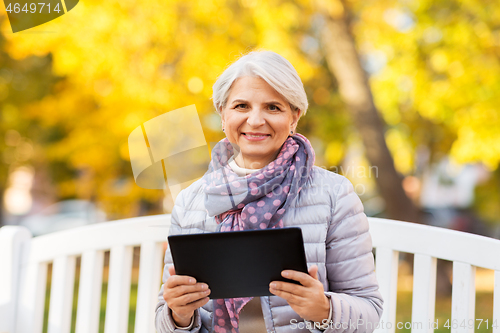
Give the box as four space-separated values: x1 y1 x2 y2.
269 265 330 323
163 265 211 327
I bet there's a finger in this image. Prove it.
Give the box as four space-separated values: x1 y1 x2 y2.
176 289 211 306
171 296 210 322
168 265 176 276
191 296 210 308
168 283 209 299
166 274 197 288
176 296 210 313
281 270 316 287
269 287 303 305
308 265 319 280
269 281 307 297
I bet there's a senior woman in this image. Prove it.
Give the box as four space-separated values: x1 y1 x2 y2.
155 50 383 333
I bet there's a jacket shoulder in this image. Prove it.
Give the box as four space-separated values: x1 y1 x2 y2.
174 177 206 209
304 167 367 234
308 166 350 189
299 166 354 207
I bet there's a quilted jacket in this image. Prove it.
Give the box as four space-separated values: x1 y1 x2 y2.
155 166 383 333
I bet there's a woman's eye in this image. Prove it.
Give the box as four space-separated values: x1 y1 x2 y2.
235 104 247 109
269 105 281 111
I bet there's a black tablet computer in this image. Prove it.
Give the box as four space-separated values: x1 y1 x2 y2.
168 227 308 299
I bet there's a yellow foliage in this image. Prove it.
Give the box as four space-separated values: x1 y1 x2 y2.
3 0 500 218
1 0 325 216
430 50 449 73
385 128 413 175
324 141 344 166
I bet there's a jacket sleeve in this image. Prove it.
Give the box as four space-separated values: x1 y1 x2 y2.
154 190 202 333
321 176 384 333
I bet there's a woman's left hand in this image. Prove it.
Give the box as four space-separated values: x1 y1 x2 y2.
269 265 330 323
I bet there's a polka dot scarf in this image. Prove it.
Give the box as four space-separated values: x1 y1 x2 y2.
201 133 315 333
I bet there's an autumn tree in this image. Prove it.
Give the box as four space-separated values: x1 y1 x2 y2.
314 0 421 222
0 17 60 225
1 0 498 226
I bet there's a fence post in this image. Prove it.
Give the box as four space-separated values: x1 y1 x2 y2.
0 226 32 333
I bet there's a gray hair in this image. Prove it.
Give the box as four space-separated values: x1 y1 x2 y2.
212 50 308 117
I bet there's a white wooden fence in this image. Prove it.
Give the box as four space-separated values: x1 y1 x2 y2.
0 216 499 333
0 215 168 333
370 218 500 333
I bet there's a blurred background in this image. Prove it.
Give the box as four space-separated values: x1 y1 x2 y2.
0 0 499 330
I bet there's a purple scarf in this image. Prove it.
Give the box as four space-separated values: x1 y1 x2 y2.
201 133 315 333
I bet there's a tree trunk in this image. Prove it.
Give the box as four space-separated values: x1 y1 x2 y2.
318 3 421 223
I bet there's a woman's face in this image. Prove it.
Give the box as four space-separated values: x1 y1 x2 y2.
221 76 301 169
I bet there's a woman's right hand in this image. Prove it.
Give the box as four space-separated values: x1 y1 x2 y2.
163 265 211 327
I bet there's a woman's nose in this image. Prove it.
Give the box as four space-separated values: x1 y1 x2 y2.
246 109 266 127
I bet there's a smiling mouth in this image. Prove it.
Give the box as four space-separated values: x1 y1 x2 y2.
242 133 270 137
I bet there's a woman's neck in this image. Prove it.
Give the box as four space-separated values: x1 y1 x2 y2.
228 156 263 176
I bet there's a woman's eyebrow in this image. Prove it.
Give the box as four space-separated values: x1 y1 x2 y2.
265 101 285 107
230 99 249 105
229 99 286 107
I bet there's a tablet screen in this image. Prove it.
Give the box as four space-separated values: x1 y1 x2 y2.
168 227 308 299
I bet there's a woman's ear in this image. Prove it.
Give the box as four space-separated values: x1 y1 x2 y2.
220 108 225 130
291 109 301 130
